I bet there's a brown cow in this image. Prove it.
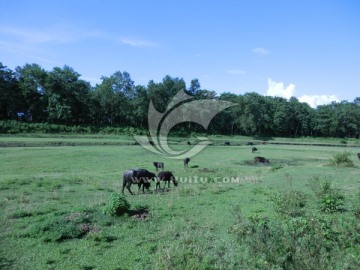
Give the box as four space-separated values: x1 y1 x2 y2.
153 162 164 171
156 171 178 190
184 157 190 167
254 156 269 164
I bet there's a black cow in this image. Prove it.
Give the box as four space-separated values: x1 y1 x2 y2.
252 147 258 153
184 157 190 167
224 141 230 146
187 141 191 145
153 162 164 171
357 153 360 160
254 156 269 164
156 171 178 190
122 169 156 195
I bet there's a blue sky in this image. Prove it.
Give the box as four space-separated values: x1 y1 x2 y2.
1 0 359 107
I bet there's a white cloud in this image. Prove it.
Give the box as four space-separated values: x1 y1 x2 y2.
252 47 270 55
298 95 339 108
120 38 156 47
226 69 246 75
266 78 295 99
0 26 105 47
266 78 340 108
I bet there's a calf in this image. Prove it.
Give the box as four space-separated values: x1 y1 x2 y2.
153 161 164 171
184 157 190 167
156 171 178 190
252 147 258 153
122 168 156 195
254 156 269 164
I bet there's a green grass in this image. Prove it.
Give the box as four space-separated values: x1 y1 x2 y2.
0 135 360 269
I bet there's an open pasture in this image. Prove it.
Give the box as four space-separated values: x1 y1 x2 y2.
0 135 359 269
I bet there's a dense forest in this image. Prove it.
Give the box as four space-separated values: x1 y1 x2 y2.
1 62 359 138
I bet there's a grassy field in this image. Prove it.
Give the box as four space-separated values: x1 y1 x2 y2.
0 134 359 269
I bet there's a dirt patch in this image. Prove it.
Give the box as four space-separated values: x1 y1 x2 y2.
198 167 217 173
128 208 149 220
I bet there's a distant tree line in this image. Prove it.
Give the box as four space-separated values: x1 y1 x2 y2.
1 62 359 138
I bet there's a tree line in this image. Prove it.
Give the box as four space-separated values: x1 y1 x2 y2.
1 62 359 138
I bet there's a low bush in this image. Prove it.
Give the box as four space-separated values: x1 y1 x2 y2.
230 208 360 269
270 190 307 217
102 193 130 216
309 178 345 213
329 151 354 167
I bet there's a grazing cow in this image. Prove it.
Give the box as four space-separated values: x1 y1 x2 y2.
187 141 191 145
153 162 164 171
184 157 190 167
246 142 254 146
122 169 156 195
224 141 230 146
357 153 360 160
252 147 258 153
254 156 269 164
156 171 178 190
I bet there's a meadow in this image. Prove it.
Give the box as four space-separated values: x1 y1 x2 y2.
0 134 359 269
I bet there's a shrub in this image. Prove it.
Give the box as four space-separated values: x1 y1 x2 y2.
102 193 130 216
329 151 354 167
270 190 307 217
310 179 345 213
230 207 359 270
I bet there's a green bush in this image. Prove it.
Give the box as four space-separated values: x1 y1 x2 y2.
229 207 359 269
270 190 307 217
329 151 354 167
310 179 345 213
102 193 130 216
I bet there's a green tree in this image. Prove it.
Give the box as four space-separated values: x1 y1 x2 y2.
93 71 135 125
0 63 20 120
45 66 91 124
15 63 48 122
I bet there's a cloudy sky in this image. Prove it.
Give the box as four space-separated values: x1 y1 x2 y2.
1 0 359 107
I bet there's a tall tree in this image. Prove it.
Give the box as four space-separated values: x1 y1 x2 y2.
15 63 47 121
45 66 91 124
0 63 20 120
93 71 135 125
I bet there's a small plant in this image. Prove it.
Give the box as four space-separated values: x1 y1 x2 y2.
102 193 130 216
309 178 345 213
329 151 354 167
270 190 307 217
319 182 345 213
270 164 283 172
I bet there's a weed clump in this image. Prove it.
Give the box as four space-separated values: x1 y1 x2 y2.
309 177 345 213
102 193 130 216
318 182 345 213
270 190 307 217
329 151 354 167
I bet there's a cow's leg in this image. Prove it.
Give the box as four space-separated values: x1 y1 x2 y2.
126 183 134 195
122 180 126 194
